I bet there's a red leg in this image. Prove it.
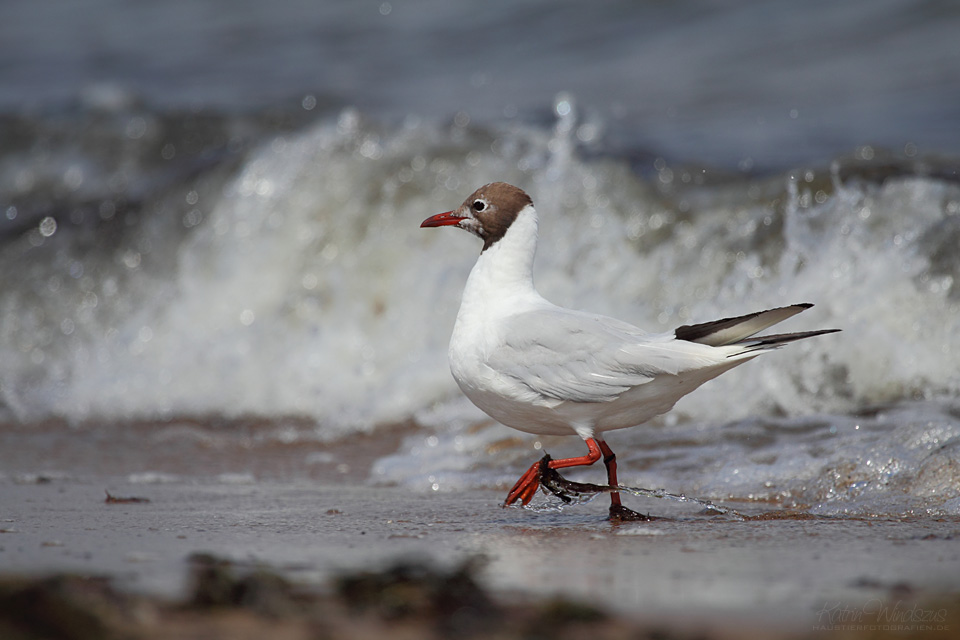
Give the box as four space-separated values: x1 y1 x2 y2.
504 438 603 506
597 439 622 508
598 439 652 521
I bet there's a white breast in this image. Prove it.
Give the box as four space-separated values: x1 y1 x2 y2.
447 203 588 436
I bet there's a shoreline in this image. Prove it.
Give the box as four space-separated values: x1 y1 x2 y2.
3 476 959 637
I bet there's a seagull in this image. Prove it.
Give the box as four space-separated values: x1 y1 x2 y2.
421 182 838 520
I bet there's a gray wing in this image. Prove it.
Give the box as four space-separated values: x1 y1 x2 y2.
487 307 728 403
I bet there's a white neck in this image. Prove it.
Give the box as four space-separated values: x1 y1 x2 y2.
459 204 542 318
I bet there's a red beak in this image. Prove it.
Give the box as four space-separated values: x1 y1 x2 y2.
420 210 465 228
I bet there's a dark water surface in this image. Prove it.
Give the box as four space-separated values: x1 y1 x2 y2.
3 0 960 167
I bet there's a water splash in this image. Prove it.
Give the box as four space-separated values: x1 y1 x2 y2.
514 458 746 520
2 104 960 519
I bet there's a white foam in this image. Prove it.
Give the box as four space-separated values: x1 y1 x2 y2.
2 111 958 448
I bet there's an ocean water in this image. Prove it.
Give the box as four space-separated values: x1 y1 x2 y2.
2 0 959 518
4 0 960 167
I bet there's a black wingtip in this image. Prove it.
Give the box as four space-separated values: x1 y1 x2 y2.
730 327 841 355
675 303 815 345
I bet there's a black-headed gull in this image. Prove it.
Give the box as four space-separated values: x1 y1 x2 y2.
421 182 838 520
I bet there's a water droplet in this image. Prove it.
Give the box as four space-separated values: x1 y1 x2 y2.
576 123 599 143
321 244 339 261
359 138 382 159
337 108 360 134
301 273 319 290
126 116 147 139
99 201 116 220
183 209 203 228
39 216 58 237
122 251 141 270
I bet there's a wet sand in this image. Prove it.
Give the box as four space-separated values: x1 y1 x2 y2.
3 477 960 636
2 421 960 637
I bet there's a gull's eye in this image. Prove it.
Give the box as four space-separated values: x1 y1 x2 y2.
473 200 486 212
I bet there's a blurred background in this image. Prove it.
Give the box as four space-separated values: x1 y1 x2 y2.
1 0 960 517
3 0 960 166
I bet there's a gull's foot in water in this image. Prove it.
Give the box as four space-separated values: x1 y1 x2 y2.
608 503 657 522
504 454 554 506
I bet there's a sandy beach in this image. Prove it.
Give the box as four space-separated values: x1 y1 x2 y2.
2 421 959 638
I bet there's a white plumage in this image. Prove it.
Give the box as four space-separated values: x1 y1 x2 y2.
422 182 837 519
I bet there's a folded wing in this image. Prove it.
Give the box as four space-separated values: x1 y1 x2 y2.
488 307 730 404
488 303 839 404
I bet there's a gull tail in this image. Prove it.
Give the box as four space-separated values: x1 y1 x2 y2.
675 303 840 352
